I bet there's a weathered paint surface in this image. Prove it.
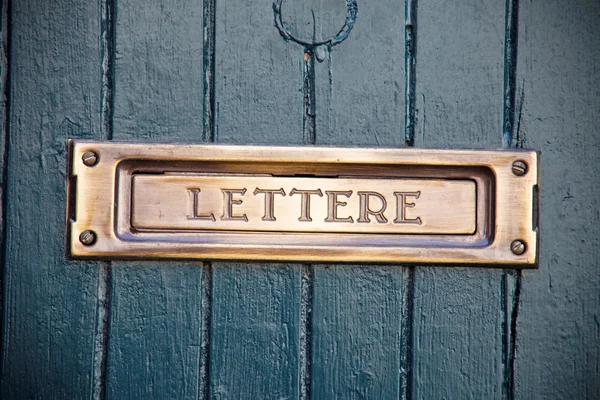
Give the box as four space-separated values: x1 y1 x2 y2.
312 265 403 398
412 0 506 398
514 1 600 398
107 0 205 398
210 1 303 398
311 1 405 397
1 0 599 399
1 0 102 397
210 263 301 399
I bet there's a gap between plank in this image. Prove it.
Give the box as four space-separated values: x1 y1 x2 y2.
502 0 519 149
300 28 317 398
199 0 216 398
199 264 212 400
203 0 216 143
0 0 11 384
302 10 317 145
507 270 522 398
400 267 415 400
303 49 316 145
299 264 313 400
501 0 521 398
92 263 112 400
299 57 316 400
404 0 417 147
91 0 115 398
401 0 417 399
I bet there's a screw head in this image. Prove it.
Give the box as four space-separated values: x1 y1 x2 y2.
510 240 526 255
79 230 96 246
512 160 527 176
82 151 98 167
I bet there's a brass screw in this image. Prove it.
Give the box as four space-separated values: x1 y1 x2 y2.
512 160 527 176
79 230 96 246
82 151 98 167
510 240 526 255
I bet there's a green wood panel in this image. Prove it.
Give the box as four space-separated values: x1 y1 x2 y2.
412 1 506 398
1 0 103 397
0 0 7 252
106 0 204 398
214 0 304 144
413 269 505 398
210 2 304 398
107 264 202 398
315 0 404 147
514 1 600 398
0 0 8 348
311 265 403 398
309 1 405 398
209 259 301 400
111 0 204 141
210 264 300 399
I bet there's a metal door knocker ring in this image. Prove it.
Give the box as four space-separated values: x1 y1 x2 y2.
273 0 357 48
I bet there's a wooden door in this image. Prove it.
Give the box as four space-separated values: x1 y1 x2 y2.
1 0 599 398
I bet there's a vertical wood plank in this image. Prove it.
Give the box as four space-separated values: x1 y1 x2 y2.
315 0 404 147
106 0 205 398
412 0 506 398
0 0 10 369
513 1 600 398
311 1 405 398
209 2 303 398
209 263 301 399
311 265 403 399
214 0 303 144
1 0 102 397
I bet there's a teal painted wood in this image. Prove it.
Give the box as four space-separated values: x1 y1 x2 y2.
514 1 600 398
311 265 403 399
107 263 203 398
106 0 205 398
209 264 301 399
0 0 103 397
214 0 305 144
0 0 9 356
110 0 205 141
315 0 405 147
309 1 405 398
412 0 507 398
209 2 304 398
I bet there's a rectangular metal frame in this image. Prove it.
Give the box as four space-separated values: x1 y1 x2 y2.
68 140 540 267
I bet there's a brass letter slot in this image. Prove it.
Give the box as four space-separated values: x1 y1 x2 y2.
68 141 539 267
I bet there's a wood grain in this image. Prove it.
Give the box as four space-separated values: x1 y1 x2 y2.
315 0 404 147
106 0 205 398
209 1 304 398
312 265 402 398
412 0 506 398
209 263 300 399
0 0 9 375
0 0 102 397
311 0 405 397
513 1 600 398
214 0 304 145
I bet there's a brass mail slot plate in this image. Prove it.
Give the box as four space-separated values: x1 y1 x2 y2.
68 141 540 267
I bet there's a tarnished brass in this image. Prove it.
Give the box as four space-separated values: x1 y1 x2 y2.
67 141 540 267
